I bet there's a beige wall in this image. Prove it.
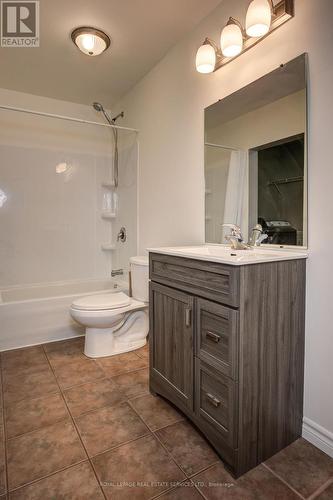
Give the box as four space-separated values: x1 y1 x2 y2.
115 0 333 452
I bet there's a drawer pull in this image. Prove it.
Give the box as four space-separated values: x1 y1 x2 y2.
206 331 220 343
206 392 221 408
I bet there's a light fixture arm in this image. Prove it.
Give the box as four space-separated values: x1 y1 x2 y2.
226 17 246 39
202 37 222 58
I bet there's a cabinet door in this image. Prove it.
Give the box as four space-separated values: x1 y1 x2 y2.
149 282 194 411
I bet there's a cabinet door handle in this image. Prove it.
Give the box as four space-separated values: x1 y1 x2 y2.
185 307 191 327
206 392 221 408
206 331 220 343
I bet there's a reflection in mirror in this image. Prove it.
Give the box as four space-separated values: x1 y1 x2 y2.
205 54 307 247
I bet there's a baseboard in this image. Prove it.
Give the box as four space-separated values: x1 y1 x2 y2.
302 417 333 458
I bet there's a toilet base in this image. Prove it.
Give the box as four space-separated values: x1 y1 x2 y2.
84 309 148 358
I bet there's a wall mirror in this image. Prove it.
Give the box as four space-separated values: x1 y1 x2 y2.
204 53 307 247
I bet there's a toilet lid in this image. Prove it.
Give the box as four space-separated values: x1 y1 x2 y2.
71 292 131 311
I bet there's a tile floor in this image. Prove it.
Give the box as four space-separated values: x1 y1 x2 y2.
0 337 332 499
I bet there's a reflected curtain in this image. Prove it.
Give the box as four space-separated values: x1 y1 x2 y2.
222 150 247 243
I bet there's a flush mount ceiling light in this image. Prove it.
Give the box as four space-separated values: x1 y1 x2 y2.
195 0 294 73
71 27 110 56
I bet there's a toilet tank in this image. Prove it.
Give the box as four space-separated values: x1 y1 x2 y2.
130 256 149 302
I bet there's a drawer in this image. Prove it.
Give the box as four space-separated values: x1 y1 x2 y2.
149 253 239 307
195 358 238 448
196 298 238 379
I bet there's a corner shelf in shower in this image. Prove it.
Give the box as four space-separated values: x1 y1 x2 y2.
101 211 116 219
101 243 116 251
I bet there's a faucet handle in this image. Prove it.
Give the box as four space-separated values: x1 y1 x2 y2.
221 223 243 239
249 224 268 246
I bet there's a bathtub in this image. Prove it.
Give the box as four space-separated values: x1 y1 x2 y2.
0 278 127 351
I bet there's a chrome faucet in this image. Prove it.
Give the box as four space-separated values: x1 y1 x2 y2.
249 224 268 247
222 223 250 250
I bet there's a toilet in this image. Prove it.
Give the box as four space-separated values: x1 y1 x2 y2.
70 256 149 358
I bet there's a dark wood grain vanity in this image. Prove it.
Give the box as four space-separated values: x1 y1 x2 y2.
148 251 306 477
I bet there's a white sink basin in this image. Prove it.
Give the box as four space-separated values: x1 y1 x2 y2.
147 245 308 266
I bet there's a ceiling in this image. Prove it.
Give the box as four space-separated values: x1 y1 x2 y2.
0 0 221 107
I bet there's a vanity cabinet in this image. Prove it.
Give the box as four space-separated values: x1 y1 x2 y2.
149 252 306 477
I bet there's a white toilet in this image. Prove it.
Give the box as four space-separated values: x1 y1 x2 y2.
70 256 149 358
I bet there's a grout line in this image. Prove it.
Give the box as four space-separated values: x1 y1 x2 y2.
262 462 306 499
2 388 61 412
308 477 333 500
130 394 221 484
151 478 205 500
126 400 184 433
129 402 190 486
190 463 233 500
193 483 210 500
43 344 153 498
108 365 149 382
2 349 60 410
7 459 88 494
5 414 71 442
68 397 129 419
188 460 221 480
42 345 108 500
48 361 148 392
88 432 152 461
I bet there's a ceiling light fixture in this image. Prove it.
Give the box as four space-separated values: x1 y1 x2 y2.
196 0 294 73
71 27 110 56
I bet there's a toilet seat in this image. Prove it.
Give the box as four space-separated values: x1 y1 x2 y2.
71 292 131 311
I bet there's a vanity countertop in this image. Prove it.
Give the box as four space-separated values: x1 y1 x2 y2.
147 245 308 266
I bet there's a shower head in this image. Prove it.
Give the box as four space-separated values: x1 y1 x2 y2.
92 101 113 126
92 102 124 124
92 102 104 112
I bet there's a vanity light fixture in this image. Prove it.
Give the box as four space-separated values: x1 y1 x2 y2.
195 0 294 73
195 38 219 74
71 27 110 56
246 0 272 37
221 18 244 58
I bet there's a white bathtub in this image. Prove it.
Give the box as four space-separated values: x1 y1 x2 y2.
0 278 127 351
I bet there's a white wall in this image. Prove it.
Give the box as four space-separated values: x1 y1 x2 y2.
115 0 333 453
0 89 137 287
